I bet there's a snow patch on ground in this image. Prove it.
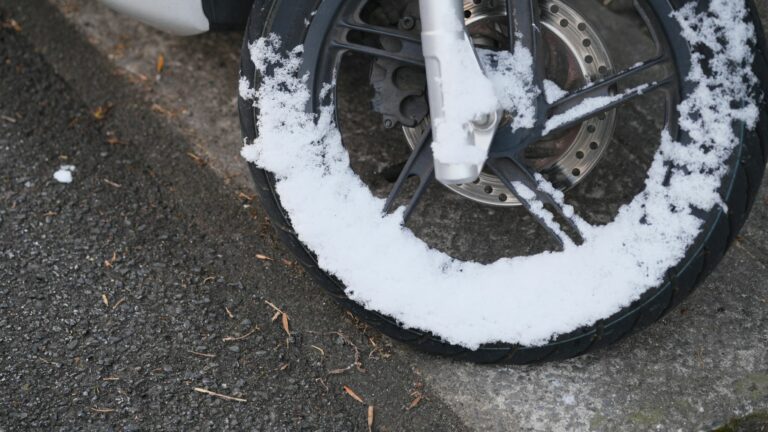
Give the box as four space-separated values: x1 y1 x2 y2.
240 0 757 348
53 165 75 184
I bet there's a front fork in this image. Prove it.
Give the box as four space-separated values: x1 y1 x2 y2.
418 0 501 185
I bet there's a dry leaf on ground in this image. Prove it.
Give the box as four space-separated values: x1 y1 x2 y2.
156 54 165 74
407 393 423 411
281 312 290 336
1 19 22 32
343 385 365 404
368 405 374 432
92 102 113 120
193 387 247 403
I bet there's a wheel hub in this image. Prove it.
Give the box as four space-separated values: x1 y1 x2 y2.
401 0 617 206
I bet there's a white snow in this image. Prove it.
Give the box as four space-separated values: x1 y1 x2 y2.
426 39 500 166
479 47 539 130
238 76 257 100
240 0 758 348
510 180 574 248
53 165 75 184
543 79 568 104
420 29 538 165
534 172 579 221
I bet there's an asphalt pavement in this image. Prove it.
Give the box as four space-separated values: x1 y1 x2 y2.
0 16 466 431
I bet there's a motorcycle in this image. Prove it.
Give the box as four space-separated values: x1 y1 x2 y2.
100 0 768 363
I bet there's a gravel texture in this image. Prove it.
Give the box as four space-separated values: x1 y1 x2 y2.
2 0 768 430
0 18 466 431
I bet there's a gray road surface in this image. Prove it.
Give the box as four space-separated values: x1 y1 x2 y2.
1 0 768 430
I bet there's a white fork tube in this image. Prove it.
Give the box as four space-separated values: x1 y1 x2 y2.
419 0 476 184
418 0 499 185
419 0 466 124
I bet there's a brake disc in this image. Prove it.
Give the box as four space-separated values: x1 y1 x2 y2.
371 0 617 206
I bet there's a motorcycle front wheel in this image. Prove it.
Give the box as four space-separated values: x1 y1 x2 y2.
239 0 768 363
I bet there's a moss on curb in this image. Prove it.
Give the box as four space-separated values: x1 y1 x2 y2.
713 412 768 432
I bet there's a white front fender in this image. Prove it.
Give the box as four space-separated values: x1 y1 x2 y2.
99 0 210 36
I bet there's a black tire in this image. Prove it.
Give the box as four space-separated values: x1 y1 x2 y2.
238 0 768 363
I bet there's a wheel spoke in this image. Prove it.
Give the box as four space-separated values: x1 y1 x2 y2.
331 19 424 67
487 157 583 249
507 0 545 84
329 40 424 66
507 0 547 123
383 131 434 222
544 77 674 136
550 56 668 113
337 20 421 44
